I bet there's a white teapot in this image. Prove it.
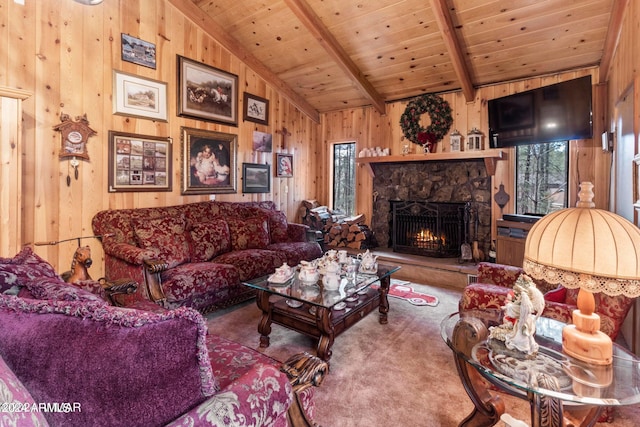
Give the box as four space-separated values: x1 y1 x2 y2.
357 250 378 272
298 260 320 283
322 272 341 291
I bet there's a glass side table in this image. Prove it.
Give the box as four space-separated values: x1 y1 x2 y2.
441 310 640 427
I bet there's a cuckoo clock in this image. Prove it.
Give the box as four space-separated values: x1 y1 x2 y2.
53 113 96 185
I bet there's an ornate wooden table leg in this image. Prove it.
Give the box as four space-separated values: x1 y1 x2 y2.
255 289 272 348
378 274 390 324
314 306 335 361
452 317 505 427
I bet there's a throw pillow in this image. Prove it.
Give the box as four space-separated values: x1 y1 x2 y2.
0 246 59 294
20 277 107 305
0 354 50 426
0 295 216 427
226 216 270 250
133 214 191 268
261 208 290 243
189 220 232 262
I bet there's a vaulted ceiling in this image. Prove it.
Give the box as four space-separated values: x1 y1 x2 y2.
170 0 624 122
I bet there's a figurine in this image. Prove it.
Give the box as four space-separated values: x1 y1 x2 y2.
489 275 545 355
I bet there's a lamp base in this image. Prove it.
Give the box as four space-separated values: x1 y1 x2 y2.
562 324 612 365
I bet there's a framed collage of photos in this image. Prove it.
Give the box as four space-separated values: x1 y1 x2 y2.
108 131 172 192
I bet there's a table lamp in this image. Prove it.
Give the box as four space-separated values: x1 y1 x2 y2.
522 182 640 365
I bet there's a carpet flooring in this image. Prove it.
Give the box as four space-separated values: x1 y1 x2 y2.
207 282 640 427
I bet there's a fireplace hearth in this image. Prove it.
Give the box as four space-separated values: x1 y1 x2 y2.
391 201 467 258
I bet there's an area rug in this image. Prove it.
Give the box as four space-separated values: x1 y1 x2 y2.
372 279 439 306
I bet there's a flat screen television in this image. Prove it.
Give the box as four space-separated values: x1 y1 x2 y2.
488 75 593 147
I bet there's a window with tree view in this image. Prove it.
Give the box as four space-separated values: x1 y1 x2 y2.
332 142 356 215
516 141 569 214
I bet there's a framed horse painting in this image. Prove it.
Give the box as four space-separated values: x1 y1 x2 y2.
177 55 238 126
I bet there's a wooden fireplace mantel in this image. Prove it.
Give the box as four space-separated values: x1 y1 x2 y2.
355 149 505 177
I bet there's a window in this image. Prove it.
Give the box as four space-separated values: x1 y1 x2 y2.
332 142 356 215
516 141 569 214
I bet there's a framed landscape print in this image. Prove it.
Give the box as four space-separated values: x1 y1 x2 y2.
242 163 270 193
121 34 156 69
243 92 269 125
252 130 272 152
276 153 293 177
181 126 237 195
107 131 171 192
112 70 168 121
177 55 238 126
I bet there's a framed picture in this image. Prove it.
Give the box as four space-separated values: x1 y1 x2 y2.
252 130 272 152
242 163 270 193
121 34 156 69
243 92 269 125
112 70 168 121
177 55 238 126
181 126 237 195
107 131 171 192
276 153 293 178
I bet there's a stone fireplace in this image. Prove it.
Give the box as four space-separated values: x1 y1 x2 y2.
370 159 492 259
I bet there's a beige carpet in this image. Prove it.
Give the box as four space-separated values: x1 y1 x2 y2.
207 282 640 427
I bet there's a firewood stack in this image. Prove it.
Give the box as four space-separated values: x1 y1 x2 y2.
299 200 375 249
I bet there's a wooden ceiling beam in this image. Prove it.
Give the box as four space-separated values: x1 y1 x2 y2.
167 0 320 123
283 0 387 116
429 0 475 102
598 0 628 83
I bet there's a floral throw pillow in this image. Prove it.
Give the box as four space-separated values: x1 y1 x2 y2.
0 246 59 294
133 215 191 268
189 220 232 262
21 277 107 305
226 216 270 250
259 208 289 243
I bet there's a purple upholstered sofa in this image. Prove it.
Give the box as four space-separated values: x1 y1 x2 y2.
0 246 327 427
91 201 322 312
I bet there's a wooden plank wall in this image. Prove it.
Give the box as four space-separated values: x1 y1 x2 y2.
0 0 318 277
606 0 640 355
318 67 608 237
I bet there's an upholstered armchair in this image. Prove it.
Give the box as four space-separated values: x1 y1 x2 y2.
459 262 634 341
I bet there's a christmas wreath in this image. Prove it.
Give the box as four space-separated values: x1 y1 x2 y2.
400 94 453 147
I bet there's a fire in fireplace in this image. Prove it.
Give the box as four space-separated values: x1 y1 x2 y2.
391 201 467 257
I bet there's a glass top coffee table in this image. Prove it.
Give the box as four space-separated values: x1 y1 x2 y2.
244 264 400 362
441 310 640 427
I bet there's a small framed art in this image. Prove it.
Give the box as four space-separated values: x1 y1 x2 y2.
181 127 237 195
276 153 293 178
242 163 270 193
121 34 156 69
107 131 171 192
243 92 269 125
177 55 238 126
253 130 272 152
112 70 168 121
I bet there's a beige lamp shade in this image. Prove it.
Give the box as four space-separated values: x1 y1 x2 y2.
523 182 640 298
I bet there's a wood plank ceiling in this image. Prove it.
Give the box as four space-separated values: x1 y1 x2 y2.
172 0 621 120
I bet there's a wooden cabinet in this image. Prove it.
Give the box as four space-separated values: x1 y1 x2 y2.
495 219 534 267
0 87 31 257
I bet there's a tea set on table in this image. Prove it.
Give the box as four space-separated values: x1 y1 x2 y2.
268 249 379 311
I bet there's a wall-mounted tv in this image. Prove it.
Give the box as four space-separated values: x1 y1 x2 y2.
488 75 593 147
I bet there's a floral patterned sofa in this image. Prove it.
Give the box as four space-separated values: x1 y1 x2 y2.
459 262 634 341
91 201 322 313
0 246 327 427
